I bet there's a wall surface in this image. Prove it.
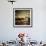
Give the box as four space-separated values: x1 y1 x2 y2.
0 0 46 42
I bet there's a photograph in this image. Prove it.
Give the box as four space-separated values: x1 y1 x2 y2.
0 0 46 46
13 8 32 27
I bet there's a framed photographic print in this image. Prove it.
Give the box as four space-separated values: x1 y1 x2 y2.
13 8 33 27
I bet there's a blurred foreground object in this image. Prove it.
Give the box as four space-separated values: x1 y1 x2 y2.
18 32 25 46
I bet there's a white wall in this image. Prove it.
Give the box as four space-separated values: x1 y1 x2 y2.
0 0 46 42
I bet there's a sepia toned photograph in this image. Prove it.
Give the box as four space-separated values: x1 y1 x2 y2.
13 8 32 27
